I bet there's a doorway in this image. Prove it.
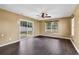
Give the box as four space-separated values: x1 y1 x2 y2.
19 19 34 38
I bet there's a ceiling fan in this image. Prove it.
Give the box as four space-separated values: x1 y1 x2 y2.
37 10 51 18
41 12 51 18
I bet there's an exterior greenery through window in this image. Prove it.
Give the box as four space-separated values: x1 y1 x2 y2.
45 21 58 32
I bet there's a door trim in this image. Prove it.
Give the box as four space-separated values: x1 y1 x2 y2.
18 19 34 39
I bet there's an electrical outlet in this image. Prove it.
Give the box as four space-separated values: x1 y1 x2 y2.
9 38 12 40
1 34 4 37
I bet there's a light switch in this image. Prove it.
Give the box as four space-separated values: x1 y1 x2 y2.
1 34 4 37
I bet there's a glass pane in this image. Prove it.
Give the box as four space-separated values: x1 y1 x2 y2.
51 22 54 32
54 22 58 29
52 22 58 32
46 22 51 29
27 22 33 36
20 21 27 27
28 22 32 28
21 31 27 34
20 21 27 34
28 31 32 35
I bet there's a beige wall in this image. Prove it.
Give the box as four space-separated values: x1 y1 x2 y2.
73 5 79 50
38 18 72 38
0 9 39 45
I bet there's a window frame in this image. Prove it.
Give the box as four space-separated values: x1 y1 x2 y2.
45 22 52 32
45 21 58 33
19 19 34 37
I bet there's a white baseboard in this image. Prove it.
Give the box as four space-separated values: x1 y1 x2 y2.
70 39 79 54
0 40 20 47
37 35 71 40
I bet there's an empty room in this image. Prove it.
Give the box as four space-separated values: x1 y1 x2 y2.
0 4 79 55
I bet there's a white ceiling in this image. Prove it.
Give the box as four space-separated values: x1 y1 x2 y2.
0 4 77 20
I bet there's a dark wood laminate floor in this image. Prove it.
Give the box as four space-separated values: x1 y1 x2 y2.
0 36 78 55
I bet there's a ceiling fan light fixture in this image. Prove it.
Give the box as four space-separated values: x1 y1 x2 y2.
41 12 51 18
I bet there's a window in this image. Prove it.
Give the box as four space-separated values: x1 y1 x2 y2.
45 21 58 32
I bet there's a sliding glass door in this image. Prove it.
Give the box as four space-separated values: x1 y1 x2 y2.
20 19 34 38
